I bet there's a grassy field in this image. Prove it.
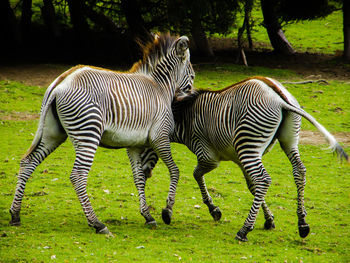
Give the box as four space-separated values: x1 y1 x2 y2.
214 9 343 55
0 62 349 262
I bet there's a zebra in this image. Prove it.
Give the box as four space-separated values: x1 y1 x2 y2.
140 76 349 241
9 33 195 234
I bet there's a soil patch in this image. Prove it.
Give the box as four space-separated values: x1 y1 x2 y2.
0 64 70 87
0 112 39 121
299 130 350 146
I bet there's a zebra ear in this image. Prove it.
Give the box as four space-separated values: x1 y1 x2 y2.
175 36 189 58
151 32 160 40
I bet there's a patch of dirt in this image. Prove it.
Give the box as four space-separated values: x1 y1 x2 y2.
0 64 70 88
0 112 39 121
299 130 350 146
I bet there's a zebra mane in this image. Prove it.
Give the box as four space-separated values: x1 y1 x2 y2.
130 33 178 74
172 89 206 120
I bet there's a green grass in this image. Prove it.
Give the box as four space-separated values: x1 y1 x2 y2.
214 9 343 55
279 11 343 55
0 63 349 262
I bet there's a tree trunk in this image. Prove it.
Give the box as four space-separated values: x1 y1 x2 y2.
0 0 20 49
85 7 120 34
41 0 60 39
344 0 350 61
121 0 152 44
238 0 253 50
190 5 214 58
245 0 253 49
20 0 32 43
261 0 295 55
67 0 89 38
190 2 214 57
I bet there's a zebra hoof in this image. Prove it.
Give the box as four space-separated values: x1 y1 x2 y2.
96 226 110 235
145 220 157 229
210 207 222 221
162 208 172 225
235 231 248 242
298 224 310 238
9 210 21 226
264 219 275 230
235 226 253 242
93 220 110 234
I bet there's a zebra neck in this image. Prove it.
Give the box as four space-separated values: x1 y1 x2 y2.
171 91 218 144
151 71 177 104
171 103 195 145
171 121 188 145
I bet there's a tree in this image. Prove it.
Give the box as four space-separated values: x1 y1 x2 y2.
261 0 295 55
237 0 253 65
167 0 240 56
121 0 153 44
261 0 338 55
1 0 346 62
20 0 33 43
344 0 350 60
41 0 60 39
190 1 214 57
67 0 90 38
0 0 20 50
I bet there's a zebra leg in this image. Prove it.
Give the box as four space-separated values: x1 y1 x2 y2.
151 137 179 225
236 159 272 242
70 145 109 234
240 168 275 230
278 113 309 238
127 148 156 226
10 108 67 226
193 162 221 221
140 147 159 180
262 202 275 230
58 100 108 233
284 147 309 238
10 139 66 226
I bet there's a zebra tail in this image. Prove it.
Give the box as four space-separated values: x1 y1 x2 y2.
23 78 61 159
281 103 349 164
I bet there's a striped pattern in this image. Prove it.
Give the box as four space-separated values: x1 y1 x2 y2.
10 34 195 234
141 76 348 241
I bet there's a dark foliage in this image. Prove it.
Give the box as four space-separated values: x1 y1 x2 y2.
0 0 346 63
273 0 340 25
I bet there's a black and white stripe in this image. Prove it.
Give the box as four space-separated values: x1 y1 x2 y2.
141 77 348 241
10 34 195 234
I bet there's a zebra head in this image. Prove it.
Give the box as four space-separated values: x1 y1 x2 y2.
174 59 195 101
132 33 195 102
173 36 195 101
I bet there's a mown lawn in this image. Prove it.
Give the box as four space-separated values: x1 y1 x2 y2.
0 63 349 262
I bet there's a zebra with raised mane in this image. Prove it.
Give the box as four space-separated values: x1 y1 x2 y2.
9 33 195 234
141 76 349 241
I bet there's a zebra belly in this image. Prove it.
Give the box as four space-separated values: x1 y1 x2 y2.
217 147 240 162
101 128 149 148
